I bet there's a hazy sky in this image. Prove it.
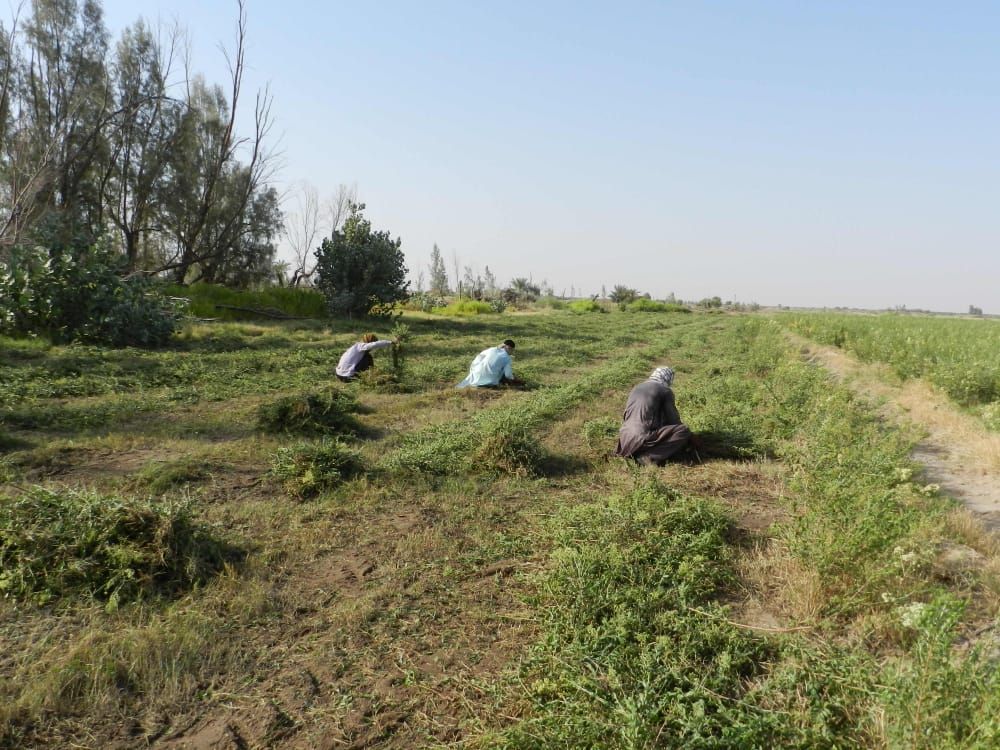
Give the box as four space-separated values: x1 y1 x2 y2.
98 1 1000 313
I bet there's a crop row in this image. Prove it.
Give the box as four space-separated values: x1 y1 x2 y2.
780 312 1000 423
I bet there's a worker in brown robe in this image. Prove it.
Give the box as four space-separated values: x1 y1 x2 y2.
614 366 694 465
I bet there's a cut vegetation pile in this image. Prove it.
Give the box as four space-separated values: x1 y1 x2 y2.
0 487 234 606
256 389 360 436
270 439 363 498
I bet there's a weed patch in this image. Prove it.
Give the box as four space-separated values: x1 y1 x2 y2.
581 416 618 448
467 417 545 477
487 482 788 747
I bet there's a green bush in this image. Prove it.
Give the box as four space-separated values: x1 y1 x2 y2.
313 204 410 317
625 299 690 313
0 487 234 606
256 390 360 436
164 282 327 320
431 300 497 316
568 299 604 314
270 439 363 498
0 243 181 346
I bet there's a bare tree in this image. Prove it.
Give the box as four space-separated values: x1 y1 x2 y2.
156 0 278 282
285 180 321 286
324 182 356 236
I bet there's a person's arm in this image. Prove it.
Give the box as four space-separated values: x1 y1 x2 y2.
663 389 682 425
502 353 514 381
359 340 393 352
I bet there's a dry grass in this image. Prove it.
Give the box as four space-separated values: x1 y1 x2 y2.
737 540 824 624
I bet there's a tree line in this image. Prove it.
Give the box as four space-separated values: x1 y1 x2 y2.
0 0 280 286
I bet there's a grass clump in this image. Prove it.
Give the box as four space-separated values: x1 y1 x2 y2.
270 439 363 498
468 417 545 477
256 390 360 436
0 487 235 606
131 457 213 494
581 416 618 448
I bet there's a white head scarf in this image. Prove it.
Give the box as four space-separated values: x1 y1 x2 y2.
649 366 674 387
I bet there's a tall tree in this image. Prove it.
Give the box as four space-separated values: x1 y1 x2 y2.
3 0 112 247
156 0 276 282
102 19 183 269
428 242 448 295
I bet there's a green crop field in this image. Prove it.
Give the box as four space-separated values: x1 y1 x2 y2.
782 312 1000 429
2 310 1000 749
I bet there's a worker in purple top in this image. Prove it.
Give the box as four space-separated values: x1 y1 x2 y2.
336 333 393 382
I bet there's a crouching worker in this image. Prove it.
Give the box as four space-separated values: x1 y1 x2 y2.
457 339 525 388
336 333 393 382
614 366 694 465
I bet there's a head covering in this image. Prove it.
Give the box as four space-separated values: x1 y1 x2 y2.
649 366 674 387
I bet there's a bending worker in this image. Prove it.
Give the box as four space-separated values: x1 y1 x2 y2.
614 366 694 465
336 333 393 382
457 339 524 388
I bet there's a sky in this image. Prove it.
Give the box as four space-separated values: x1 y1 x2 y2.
96 0 1000 313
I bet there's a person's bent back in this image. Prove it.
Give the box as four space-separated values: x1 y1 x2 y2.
336 333 393 382
457 339 522 388
615 365 693 465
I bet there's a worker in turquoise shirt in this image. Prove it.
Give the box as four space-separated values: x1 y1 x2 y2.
457 339 524 388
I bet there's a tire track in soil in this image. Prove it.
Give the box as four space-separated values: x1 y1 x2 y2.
793 335 1000 530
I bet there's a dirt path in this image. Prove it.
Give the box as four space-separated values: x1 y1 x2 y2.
793 336 1000 529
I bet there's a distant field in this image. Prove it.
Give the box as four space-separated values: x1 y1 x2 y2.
2 310 1000 748
781 312 1000 428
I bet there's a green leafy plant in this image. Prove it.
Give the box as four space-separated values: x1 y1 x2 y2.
0 242 181 347
568 299 604 314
